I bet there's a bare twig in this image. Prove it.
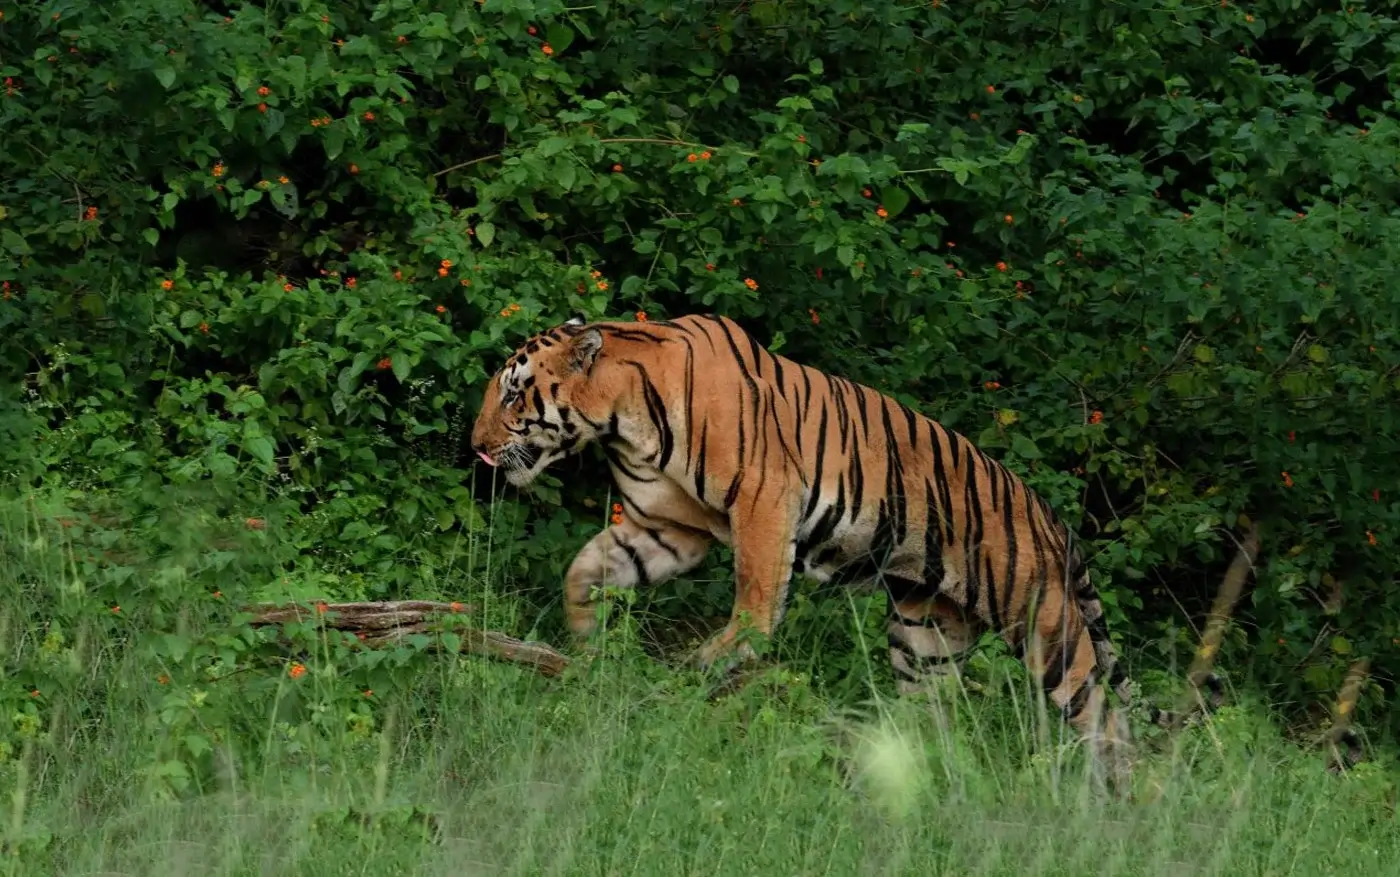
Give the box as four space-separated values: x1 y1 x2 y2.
1325 657 1370 773
242 600 571 678
1178 520 1260 710
432 137 743 178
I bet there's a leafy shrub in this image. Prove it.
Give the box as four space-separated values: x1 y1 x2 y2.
1 0 1396 739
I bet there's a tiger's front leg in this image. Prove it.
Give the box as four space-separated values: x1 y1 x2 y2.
564 519 712 638
693 487 799 672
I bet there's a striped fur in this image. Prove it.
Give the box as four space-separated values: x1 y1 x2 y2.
471 313 1195 787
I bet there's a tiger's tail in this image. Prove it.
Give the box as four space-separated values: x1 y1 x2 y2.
1068 544 1224 731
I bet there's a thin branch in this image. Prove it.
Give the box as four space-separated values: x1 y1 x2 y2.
432 137 745 178
242 600 571 678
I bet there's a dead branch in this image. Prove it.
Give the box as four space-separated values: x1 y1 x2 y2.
1177 520 1261 715
1325 657 1371 773
241 600 571 678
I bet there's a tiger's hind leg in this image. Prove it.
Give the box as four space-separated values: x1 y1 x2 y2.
886 594 982 699
1024 587 1133 796
564 520 712 638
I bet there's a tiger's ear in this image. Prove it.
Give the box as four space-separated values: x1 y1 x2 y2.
568 327 603 374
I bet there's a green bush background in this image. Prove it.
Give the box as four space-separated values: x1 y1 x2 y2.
2 0 1397 759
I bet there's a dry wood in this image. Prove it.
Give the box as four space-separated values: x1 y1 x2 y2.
1176 520 1261 717
242 600 571 678
1325 657 1371 772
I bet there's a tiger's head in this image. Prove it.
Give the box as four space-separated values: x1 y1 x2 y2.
470 315 608 486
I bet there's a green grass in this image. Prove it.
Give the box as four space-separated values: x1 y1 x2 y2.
2 492 1397 875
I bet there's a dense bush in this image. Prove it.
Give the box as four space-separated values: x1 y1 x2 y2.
2 0 1397 742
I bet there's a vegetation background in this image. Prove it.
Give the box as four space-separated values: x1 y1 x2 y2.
1 0 1397 871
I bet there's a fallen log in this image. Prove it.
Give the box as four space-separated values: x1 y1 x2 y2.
240 600 572 678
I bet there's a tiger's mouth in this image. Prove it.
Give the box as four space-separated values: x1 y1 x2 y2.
478 442 557 487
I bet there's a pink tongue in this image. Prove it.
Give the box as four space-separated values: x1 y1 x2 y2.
477 451 497 466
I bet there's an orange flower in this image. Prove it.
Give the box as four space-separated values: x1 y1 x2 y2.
1366 530 1377 546
731 198 742 206
245 517 266 530
1089 411 1103 425
438 267 449 277
450 601 464 613
700 151 712 160
345 276 357 288
809 308 820 325
198 322 209 334
984 381 1001 391
636 311 648 322
986 85 995 94
377 357 392 370
611 513 623 525
612 503 623 512
212 162 226 177
744 278 758 290
349 163 360 174
436 304 446 313
542 43 554 55
862 188 872 198
158 674 169 685
84 206 98 221
996 261 1008 272
278 175 289 184
257 85 270 96
397 35 407 43
876 206 888 218
394 270 403 280
288 662 307 679
315 601 329 614
441 259 453 268
706 263 715 271
687 153 697 162
1003 214 1013 224
363 111 375 122
596 280 609 290
1281 471 1294 488
283 282 293 292
613 164 623 172
110 605 121 614
161 279 174 291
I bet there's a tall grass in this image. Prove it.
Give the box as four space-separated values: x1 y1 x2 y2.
1 491 1395 875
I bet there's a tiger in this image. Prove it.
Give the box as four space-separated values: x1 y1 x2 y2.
470 312 1213 789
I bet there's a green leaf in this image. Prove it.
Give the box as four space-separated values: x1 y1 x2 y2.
722 75 739 94
545 24 575 54
880 187 910 218
324 124 346 161
476 221 496 247
155 66 176 90
142 228 159 246
391 352 411 382
243 435 274 467
1010 434 1042 459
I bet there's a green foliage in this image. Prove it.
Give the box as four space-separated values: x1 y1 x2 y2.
1 0 1397 740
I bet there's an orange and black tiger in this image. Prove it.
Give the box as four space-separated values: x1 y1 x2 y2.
471 313 1208 787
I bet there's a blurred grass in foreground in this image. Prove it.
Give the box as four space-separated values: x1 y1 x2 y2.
1 490 1396 876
